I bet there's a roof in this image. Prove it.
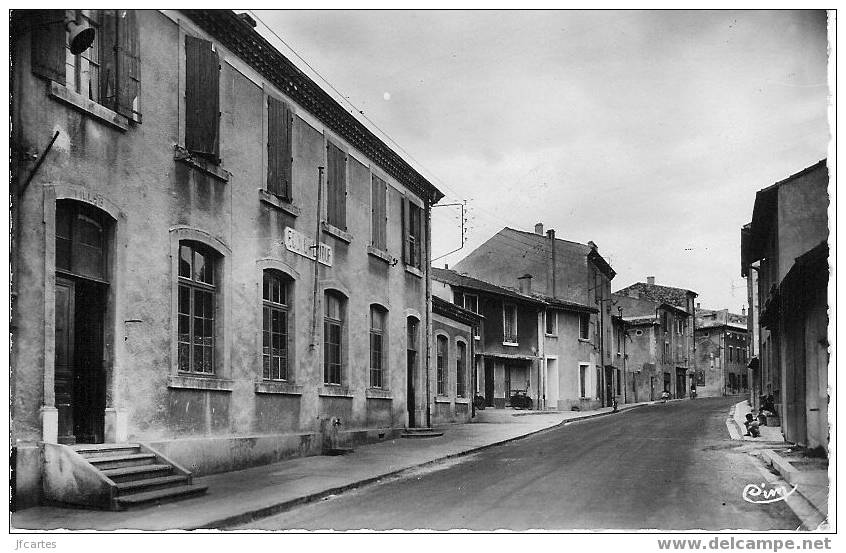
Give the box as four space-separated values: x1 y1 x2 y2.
529 292 598 314
624 316 657 326
504 227 616 279
180 10 444 204
432 268 546 306
695 308 748 331
614 282 697 311
432 295 484 326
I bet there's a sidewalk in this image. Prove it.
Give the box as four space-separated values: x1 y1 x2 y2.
728 399 785 443
12 401 651 531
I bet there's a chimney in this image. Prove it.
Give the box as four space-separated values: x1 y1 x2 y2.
444 263 449 270
646 276 655 286
587 240 597 251
534 222 544 235
547 229 556 297
741 305 746 316
517 274 532 295
696 302 701 310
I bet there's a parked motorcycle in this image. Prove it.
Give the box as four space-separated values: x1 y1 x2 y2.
509 389 534 410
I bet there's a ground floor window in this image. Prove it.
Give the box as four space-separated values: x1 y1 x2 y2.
262 271 290 381
579 365 587 397
324 291 344 384
456 341 467 397
369 305 386 388
177 242 217 374
436 335 447 395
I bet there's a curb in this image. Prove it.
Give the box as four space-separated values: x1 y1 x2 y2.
199 403 646 529
760 449 829 516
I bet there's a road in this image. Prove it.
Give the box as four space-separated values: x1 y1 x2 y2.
238 397 800 531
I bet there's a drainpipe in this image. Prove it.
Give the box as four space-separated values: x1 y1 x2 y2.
309 167 324 349
547 229 556 297
425 199 432 428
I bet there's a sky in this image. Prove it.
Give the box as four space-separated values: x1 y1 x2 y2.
253 9 830 312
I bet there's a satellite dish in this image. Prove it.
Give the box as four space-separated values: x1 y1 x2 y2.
66 21 95 55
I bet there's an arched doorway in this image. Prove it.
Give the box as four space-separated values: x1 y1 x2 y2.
54 200 113 444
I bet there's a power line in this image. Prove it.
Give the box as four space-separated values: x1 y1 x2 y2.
247 10 465 202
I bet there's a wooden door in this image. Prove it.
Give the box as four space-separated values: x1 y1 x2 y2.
73 280 106 443
406 350 416 428
55 277 76 444
484 359 494 407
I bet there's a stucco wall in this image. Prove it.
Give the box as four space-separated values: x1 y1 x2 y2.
776 166 828 283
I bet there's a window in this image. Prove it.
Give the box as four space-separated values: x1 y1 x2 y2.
371 174 387 251
546 311 557 335
56 200 108 281
616 369 621 394
178 242 217 374
267 96 293 199
262 271 290 381
185 34 220 161
456 341 467 398
436 336 448 396
676 318 684 335
326 142 347 229
402 198 423 269
503 303 517 343
663 342 669 363
369 305 386 388
579 365 587 397
462 294 479 313
323 292 344 384
31 10 141 120
729 346 734 362
579 313 590 340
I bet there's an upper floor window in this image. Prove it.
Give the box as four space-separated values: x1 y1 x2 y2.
503 303 517 343
267 96 293 200
262 271 291 381
402 198 423 269
31 9 141 120
436 335 448 396
578 313 590 340
185 34 220 161
676 318 684 335
545 311 557 335
323 291 345 385
326 142 347 229
371 174 388 251
177 241 218 374
456 341 467 398
369 305 387 388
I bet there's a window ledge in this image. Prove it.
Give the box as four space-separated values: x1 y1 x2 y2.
321 222 352 244
545 333 559 338
367 245 393 264
174 146 230 182
48 81 129 131
318 385 354 398
474 336 481 341
503 341 519 347
168 374 234 392
434 396 452 404
365 388 393 400
455 397 470 404
404 265 423 279
255 381 303 395
578 338 592 344
258 189 301 217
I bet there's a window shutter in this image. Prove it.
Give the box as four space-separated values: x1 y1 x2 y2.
371 175 387 250
185 35 219 159
283 103 293 199
30 9 66 84
267 95 283 195
401 197 410 263
115 9 141 120
327 143 346 229
100 10 117 110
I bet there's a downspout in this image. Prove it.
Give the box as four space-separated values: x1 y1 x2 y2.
309 167 324 348
425 198 432 428
548 230 556 297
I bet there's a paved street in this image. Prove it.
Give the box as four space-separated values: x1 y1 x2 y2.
238 397 799 531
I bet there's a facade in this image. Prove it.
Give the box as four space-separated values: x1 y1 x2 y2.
693 308 749 397
613 278 697 400
432 268 545 410
11 10 444 508
741 160 829 454
451 223 616 408
431 296 482 424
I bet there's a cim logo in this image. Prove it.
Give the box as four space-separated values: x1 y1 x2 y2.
742 482 798 504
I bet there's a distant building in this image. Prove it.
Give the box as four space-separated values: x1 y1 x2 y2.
613 277 697 400
432 268 545 410
451 224 617 409
741 160 829 454
694 308 749 397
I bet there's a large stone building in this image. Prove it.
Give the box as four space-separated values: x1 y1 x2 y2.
741 160 829 454
694 308 749 397
613 278 697 400
11 10 444 509
450 224 617 409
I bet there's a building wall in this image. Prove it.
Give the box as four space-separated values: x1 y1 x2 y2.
431 314 473 424
776 168 828 282
12 10 434 505
543 310 601 411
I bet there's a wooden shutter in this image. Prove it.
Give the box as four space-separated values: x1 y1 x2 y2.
327 143 346 229
267 96 292 198
30 9 66 84
401 196 410 263
371 175 387 250
115 9 140 119
100 10 117 110
185 35 219 159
